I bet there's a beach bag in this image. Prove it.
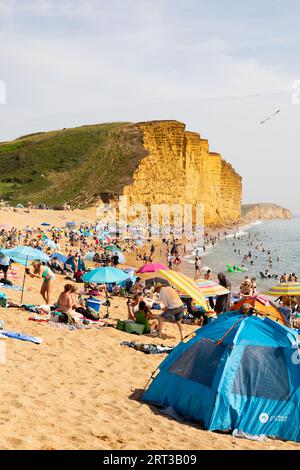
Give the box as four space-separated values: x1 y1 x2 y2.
152 303 161 310
0 292 7 308
57 312 75 324
76 306 100 321
117 319 126 331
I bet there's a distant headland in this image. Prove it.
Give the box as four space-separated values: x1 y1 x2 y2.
242 203 291 221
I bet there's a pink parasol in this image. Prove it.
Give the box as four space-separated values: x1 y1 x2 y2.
137 263 168 274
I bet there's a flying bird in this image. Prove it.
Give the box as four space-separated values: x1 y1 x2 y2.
260 109 280 125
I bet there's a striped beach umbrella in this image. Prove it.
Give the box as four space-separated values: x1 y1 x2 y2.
158 270 208 311
264 282 300 297
194 278 230 297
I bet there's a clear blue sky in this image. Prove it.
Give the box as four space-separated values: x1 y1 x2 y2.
1 0 300 211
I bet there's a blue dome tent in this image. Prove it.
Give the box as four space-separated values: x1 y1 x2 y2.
142 311 300 442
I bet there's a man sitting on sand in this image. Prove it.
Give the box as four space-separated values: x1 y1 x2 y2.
154 284 184 341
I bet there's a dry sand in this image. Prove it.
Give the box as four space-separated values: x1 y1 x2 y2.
0 207 299 450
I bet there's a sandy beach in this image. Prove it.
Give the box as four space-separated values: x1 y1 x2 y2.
0 207 298 450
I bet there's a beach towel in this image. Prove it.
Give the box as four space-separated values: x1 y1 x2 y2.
22 304 39 313
28 316 49 323
48 319 107 330
0 330 42 344
0 284 23 291
121 341 174 354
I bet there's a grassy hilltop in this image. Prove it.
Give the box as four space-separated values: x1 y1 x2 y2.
0 123 147 207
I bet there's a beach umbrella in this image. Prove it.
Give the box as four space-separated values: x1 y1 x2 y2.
85 251 97 261
158 269 208 311
82 267 129 316
264 282 300 297
82 267 128 284
41 222 51 226
137 263 168 274
2 246 50 303
264 282 300 310
195 279 230 298
3 246 49 266
42 238 57 249
50 252 67 264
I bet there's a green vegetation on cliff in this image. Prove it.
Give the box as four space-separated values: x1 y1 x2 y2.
0 123 147 207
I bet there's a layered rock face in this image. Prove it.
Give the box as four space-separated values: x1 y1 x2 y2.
242 204 291 221
123 120 242 226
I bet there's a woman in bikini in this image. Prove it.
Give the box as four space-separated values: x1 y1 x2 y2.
28 260 56 304
56 284 81 323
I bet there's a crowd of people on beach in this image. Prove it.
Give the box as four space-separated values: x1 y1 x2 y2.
0 218 299 342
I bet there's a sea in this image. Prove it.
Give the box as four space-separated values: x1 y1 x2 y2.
182 218 300 292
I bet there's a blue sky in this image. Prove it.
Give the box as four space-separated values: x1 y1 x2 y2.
1 0 300 211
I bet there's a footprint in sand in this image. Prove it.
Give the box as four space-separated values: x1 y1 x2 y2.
11 400 23 409
7 437 24 447
34 399 45 407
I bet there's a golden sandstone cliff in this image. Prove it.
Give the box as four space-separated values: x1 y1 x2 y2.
123 120 242 226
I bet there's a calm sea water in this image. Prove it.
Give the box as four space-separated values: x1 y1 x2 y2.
182 218 300 291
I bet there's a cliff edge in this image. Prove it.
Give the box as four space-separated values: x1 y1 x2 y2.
124 120 242 226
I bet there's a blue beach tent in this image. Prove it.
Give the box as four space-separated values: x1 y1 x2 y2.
142 311 300 442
